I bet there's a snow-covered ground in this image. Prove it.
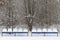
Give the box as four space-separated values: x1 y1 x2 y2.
0 36 59 40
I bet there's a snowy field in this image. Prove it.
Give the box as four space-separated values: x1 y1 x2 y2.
0 36 60 40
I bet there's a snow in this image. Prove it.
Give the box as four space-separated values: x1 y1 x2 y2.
2 28 7 32
43 28 47 32
48 29 53 32
8 28 12 32
0 36 59 40
18 28 22 32
2 27 58 32
32 28 36 32
37 29 42 32
23 28 28 32
32 28 58 32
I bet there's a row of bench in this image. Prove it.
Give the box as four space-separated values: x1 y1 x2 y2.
0 28 58 36
1 32 58 36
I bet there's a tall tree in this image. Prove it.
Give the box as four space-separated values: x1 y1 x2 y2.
23 0 36 31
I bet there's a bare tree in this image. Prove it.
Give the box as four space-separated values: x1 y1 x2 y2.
0 0 19 31
23 0 36 31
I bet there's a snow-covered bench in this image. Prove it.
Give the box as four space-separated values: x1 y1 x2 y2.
32 28 58 36
2 28 28 36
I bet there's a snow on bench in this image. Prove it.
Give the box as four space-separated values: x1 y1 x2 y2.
2 28 28 34
32 28 58 34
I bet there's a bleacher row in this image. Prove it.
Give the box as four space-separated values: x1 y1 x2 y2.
0 28 58 36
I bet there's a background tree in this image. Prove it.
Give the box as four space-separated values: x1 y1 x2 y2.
0 0 59 32
33 0 58 30
0 0 19 31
